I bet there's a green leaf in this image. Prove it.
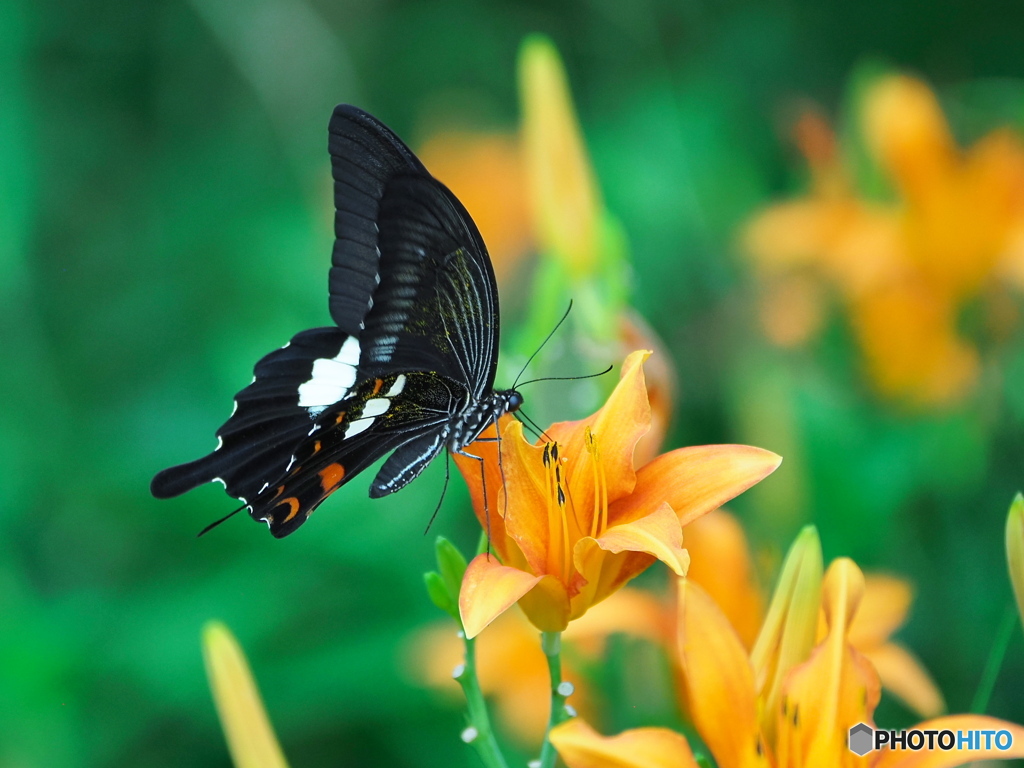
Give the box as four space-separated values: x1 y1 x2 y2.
435 536 468 599
424 571 457 620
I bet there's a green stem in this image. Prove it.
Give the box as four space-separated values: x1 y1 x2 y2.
456 634 509 768
970 602 1018 714
538 631 570 768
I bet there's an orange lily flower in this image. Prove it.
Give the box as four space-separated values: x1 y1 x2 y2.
685 510 943 719
552 556 1024 768
415 514 936 745
453 350 781 637
745 75 1024 406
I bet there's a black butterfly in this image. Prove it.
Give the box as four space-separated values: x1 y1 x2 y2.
151 105 522 537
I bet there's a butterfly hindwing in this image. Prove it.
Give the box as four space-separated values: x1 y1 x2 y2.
151 326 356 504
248 371 467 537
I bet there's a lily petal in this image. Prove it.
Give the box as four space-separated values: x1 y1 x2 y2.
517 573 573 632
567 504 689 618
873 715 1024 767
865 641 945 719
550 719 702 768
460 554 543 639
202 621 290 768
519 35 602 275
750 526 823 746
495 419 562 577
774 558 880 768
615 444 782 528
546 349 653 509
580 503 690 578
847 574 913 648
862 75 956 204
675 578 768 768
684 509 764 648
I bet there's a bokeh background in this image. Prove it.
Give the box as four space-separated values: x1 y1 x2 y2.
4 0 1024 765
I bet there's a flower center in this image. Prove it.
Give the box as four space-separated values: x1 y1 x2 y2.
539 427 610 583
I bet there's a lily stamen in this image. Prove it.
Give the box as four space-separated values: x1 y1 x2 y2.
543 443 572 581
584 428 608 539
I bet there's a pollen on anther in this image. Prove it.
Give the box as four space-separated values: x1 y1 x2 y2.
460 727 478 744
557 681 575 697
452 663 466 679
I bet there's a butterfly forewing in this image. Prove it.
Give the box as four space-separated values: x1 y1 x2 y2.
327 105 427 336
357 173 498 397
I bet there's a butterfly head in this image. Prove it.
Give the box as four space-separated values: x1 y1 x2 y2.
503 389 524 414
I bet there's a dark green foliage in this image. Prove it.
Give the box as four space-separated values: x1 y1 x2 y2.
5 0 1024 765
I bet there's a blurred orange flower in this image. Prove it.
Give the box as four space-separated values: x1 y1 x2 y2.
745 75 1024 407
418 131 531 283
202 622 289 768
410 588 666 744
552 555 1024 768
453 350 780 637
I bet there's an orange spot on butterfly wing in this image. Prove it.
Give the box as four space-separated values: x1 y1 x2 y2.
318 463 346 493
276 496 301 524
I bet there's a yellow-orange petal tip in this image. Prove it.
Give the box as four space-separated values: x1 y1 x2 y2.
459 554 543 639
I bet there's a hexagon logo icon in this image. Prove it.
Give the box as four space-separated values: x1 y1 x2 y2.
849 722 874 756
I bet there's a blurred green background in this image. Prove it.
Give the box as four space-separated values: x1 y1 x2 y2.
4 0 1024 765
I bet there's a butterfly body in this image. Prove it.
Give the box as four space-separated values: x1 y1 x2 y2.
152 105 520 537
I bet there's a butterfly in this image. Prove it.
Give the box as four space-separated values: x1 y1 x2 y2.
151 105 522 538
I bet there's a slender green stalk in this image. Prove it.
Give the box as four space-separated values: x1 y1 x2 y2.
454 634 508 768
538 631 570 768
970 602 1018 714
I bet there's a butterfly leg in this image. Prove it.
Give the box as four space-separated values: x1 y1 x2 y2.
422 451 451 535
455 446 493 547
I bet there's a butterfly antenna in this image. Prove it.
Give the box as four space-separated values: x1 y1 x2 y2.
512 301 574 389
514 413 544 442
516 364 614 389
423 452 451 535
516 408 554 443
197 504 245 538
